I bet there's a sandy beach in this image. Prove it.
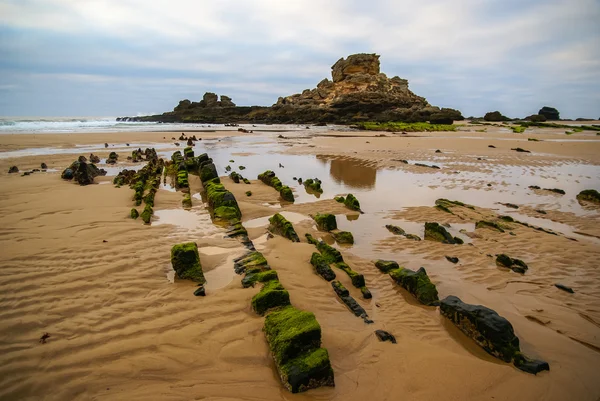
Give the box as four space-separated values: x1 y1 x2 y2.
1 123 600 401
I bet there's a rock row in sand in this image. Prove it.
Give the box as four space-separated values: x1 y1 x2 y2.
258 170 295 202
375 260 439 306
268 213 300 242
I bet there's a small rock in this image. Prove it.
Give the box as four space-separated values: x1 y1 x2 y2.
39 332 50 344
555 283 574 293
488 145 496 148
194 285 206 296
41 163 48 169
375 330 397 344
445 256 459 264
8 166 19 173
104 143 109 148
435 149 442 153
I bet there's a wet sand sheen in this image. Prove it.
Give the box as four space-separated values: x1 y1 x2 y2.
0 125 600 401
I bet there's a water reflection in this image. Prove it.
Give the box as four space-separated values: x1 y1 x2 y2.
318 155 377 189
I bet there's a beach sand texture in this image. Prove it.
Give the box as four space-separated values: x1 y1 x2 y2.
1 123 600 401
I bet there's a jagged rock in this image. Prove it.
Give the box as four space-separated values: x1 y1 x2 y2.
389 266 439 306
171 242 205 283
313 213 337 231
538 106 559 120
374 330 397 344
440 295 549 374
269 213 300 242
330 280 371 322
263 306 335 393
8 166 19 173
344 194 361 211
303 178 323 193
258 170 294 202
424 222 462 244
332 231 354 244
194 285 206 296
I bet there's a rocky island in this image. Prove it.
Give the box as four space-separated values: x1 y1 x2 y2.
118 53 463 124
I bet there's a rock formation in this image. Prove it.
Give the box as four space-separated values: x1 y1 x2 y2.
538 106 559 120
118 53 463 124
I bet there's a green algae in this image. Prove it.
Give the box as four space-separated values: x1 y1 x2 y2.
344 194 361 211
334 262 365 288
332 231 354 244
375 260 399 273
424 222 459 244
242 269 279 288
182 193 192 209
171 242 206 283
389 266 439 306
269 213 300 242
310 253 336 281
130 208 139 219
313 213 337 231
252 280 291 315
140 204 153 224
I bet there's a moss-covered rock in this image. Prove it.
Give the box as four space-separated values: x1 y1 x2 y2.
331 280 349 297
229 171 241 183
496 254 528 274
577 189 600 204
303 178 323 193
334 196 345 203
332 231 354 244
183 146 194 158
182 193 192 209
360 286 372 299
130 208 139 219
200 162 218 183
313 213 337 231
440 295 549 374
405 234 421 241
258 170 295 202
252 280 291 315
385 224 405 235
280 186 294 202
242 269 279 288
246 191 252 196
344 194 361 211
334 262 365 288
171 242 206 283
140 204 153 224
315 241 343 264
305 233 319 245
375 260 399 273
424 222 459 244
263 306 335 393
476 220 506 233
269 213 300 242
234 251 269 274
330 280 370 321
310 253 336 281
176 170 189 188
205 180 241 221
389 267 439 306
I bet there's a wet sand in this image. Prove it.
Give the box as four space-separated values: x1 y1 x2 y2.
1 123 600 401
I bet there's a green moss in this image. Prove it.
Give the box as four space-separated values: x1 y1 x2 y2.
280 186 294 202
334 262 365 288
171 242 205 283
176 170 189 188
227 220 248 238
496 254 528 274
511 126 526 133
200 163 218 183
243 178 251 184
242 269 279 288
234 251 269 274
332 231 354 244
310 252 336 281
344 194 361 211
140 204 153 224
313 213 337 231
225 165 232 172
334 196 345 203
315 241 343 264
239 165 246 170
303 178 323 193
404 234 421 241
182 193 192 209
435 198 474 210
246 191 252 196
130 208 139 219
375 260 399 273
577 189 600 204
251 280 291 315
424 222 459 244
214 206 241 221
331 280 349 297
389 267 439 306
476 220 506 233
144 190 155 207
385 225 406 235
305 233 318 245
269 213 300 242
355 122 457 132
360 286 372 299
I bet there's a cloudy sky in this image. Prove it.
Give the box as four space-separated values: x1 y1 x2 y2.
1 0 599 118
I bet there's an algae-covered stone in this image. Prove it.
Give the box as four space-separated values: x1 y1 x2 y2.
360 286 372 299
385 224 406 235
280 186 295 202
246 191 252 196
344 194 361 211
313 213 337 231
182 193 192 209
171 242 206 283
439 295 549 374
269 213 300 242
200 163 218 183
476 220 506 233
263 306 335 393
389 267 439 306
252 280 291 315
334 262 365 288
496 254 528 274
334 196 345 203
375 260 399 273
140 204 153 224
184 146 194 158
303 178 323 193
332 231 354 244
577 189 600 204
242 269 279 288
331 280 349 297
424 222 459 244
305 233 319 245
315 241 343 264
310 253 336 281
130 208 139 219
234 251 270 274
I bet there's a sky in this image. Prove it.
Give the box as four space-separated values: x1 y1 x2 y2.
0 0 599 118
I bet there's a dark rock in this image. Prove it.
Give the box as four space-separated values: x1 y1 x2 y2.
389 266 439 306
511 147 531 153
61 168 74 179
538 106 560 121
89 154 100 163
269 213 300 242
8 166 19 173
488 145 496 148
484 111 510 122
313 213 337 231
41 163 47 169
513 353 550 374
424 222 460 244
374 330 397 344
310 253 336 281
576 189 600 205
171 242 205 283
496 254 528 274
375 260 399 273
446 256 459 264
555 283 574 293
194 285 206 296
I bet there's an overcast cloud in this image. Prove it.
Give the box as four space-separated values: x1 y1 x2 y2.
0 0 599 118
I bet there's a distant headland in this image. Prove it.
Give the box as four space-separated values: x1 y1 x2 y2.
117 53 464 125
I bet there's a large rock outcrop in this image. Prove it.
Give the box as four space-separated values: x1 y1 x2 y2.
118 54 462 124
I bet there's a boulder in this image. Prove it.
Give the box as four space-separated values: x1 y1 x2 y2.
263 306 335 393
344 194 361 211
313 213 337 231
576 189 600 205
389 266 439 306
269 213 300 242
303 178 323 193
332 231 354 244
140 204 153 224
440 295 549 374
171 242 205 283
130 208 139 219
484 111 510 122
40 163 47 169
538 106 559 120
8 166 19 173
